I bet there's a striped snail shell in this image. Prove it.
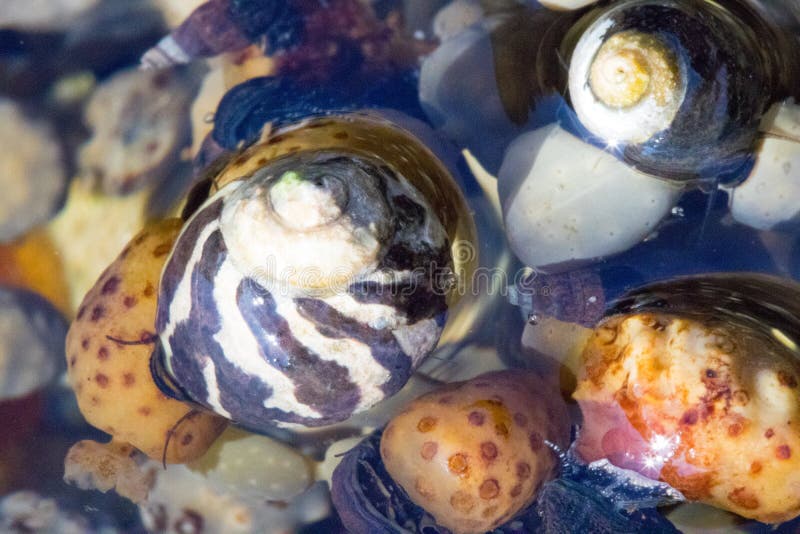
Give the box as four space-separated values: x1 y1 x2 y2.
153 113 475 429
566 0 791 182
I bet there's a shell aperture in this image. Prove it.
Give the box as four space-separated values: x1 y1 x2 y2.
155 118 464 428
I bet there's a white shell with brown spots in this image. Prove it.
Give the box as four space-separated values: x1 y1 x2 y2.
574 312 800 523
380 370 570 534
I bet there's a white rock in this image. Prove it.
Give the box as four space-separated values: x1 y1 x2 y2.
142 449 328 534
521 315 592 373
433 0 484 41
539 0 600 10
188 427 313 502
0 99 65 243
730 100 800 230
762 99 800 141
499 124 682 268
317 436 366 486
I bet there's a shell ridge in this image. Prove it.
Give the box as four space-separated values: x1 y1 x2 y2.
157 197 225 332
166 229 230 415
163 229 336 426
294 297 412 397
236 277 362 420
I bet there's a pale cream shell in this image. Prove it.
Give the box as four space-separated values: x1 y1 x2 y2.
568 21 687 145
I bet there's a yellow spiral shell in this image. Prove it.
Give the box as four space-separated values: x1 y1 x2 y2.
570 24 687 145
589 31 680 110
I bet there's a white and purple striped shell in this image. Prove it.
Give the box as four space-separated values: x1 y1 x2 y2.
152 118 460 429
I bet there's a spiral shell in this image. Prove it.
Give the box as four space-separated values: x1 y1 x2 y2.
141 0 302 69
565 0 791 182
155 114 474 428
570 28 684 145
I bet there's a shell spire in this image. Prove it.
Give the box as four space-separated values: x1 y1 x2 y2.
141 0 249 69
580 30 683 143
154 114 475 429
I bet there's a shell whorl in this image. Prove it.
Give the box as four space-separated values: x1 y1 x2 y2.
219 152 404 294
570 24 686 145
155 140 454 427
589 31 680 108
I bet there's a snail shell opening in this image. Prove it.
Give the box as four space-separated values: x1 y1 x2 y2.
570 25 687 145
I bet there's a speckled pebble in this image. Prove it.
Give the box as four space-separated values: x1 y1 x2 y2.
189 427 313 501
380 370 570 533
0 98 66 243
78 67 191 195
64 439 154 504
65 219 226 463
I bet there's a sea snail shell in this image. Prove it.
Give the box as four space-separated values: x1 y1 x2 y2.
571 28 684 145
153 114 475 429
566 0 790 182
574 274 800 523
